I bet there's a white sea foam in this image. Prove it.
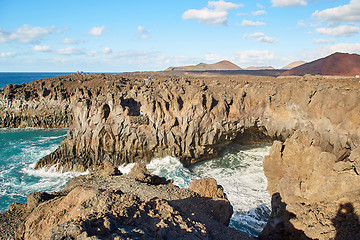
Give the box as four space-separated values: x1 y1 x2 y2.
20 164 88 193
118 163 136 174
36 134 67 144
147 156 195 187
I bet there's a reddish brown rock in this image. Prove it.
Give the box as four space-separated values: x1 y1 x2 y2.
283 52 360 76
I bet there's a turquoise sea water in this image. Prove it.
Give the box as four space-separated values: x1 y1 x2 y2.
0 73 270 237
0 128 85 212
0 72 71 88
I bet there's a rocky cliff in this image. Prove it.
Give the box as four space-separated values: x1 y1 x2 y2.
1 72 360 239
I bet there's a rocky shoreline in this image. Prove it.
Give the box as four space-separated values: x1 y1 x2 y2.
1 72 360 239
1 163 248 239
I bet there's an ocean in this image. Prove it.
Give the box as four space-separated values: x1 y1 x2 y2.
0 72 271 237
0 72 72 88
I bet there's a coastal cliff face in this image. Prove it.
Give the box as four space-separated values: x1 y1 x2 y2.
1 73 360 238
0 76 75 128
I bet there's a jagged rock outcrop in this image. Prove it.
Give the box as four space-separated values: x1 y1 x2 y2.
0 164 245 240
2 72 360 238
261 131 360 239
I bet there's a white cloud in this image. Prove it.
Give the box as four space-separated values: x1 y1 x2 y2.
1 52 16 57
56 47 85 55
208 0 243 10
243 32 277 43
316 25 359 36
33 45 51 52
257 36 277 43
0 24 56 43
313 38 329 44
182 0 240 25
321 43 360 54
241 19 266 26
252 10 266 16
313 0 360 23
62 38 78 44
271 0 307 7
102 47 113 54
205 50 277 66
233 50 275 63
88 26 105 36
243 32 265 38
138 25 151 39
300 43 360 61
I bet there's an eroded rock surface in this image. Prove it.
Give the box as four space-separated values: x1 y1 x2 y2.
0 164 245 240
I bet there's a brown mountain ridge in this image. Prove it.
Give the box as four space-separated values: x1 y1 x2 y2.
165 60 242 71
283 52 360 76
281 61 307 70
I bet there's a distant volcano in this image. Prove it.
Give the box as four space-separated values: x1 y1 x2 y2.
245 66 274 70
165 60 242 71
282 52 360 76
281 61 307 70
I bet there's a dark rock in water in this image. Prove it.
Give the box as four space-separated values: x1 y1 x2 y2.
0 165 248 240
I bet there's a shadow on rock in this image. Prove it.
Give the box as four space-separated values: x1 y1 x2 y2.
169 197 251 240
332 202 360 240
258 193 311 240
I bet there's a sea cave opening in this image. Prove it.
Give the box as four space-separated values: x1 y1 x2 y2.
196 125 276 237
137 125 278 237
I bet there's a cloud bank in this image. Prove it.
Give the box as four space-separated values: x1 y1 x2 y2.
0 24 56 43
182 0 240 25
313 0 360 23
272 0 307 7
316 25 359 36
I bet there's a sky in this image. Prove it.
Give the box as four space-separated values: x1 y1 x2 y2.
0 0 359 72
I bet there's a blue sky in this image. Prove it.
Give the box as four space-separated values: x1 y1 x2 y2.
0 0 359 72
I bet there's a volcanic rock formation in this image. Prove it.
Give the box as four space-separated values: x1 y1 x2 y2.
165 60 242 71
281 61 306 70
283 52 360 76
1 71 360 239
